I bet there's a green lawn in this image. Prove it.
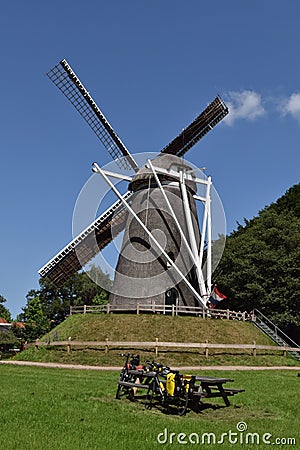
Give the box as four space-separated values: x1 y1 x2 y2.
0 365 299 449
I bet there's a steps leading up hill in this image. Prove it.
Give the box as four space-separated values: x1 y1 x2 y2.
252 309 300 362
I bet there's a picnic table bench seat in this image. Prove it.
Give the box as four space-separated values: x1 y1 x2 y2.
194 376 234 383
222 388 245 394
191 388 244 397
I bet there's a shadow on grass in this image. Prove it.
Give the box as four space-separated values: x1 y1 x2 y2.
115 389 233 417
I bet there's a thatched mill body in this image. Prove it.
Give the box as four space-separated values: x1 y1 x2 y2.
109 154 200 308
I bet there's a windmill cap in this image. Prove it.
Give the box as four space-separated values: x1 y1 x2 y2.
129 154 197 194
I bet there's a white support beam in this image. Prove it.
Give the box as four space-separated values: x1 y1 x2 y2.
193 194 206 202
199 179 209 264
206 176 212 294
96 168 133 182
179 170 207 297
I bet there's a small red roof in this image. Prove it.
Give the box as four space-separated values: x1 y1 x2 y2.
12 321 25 329
0 318 8 323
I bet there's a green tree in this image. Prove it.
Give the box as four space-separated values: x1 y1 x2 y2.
0 329 18 352
0 294 12 322
19 295 49 341
71 266 111 306
21 265 112 328
216 184 300 328
92 291 109 306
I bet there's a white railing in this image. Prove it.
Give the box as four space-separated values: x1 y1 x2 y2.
69 303 252 321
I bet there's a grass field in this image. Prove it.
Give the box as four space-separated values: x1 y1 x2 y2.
0 365 299 449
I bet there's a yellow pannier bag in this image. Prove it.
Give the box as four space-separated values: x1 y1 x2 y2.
183 374 192 393
166 373 176 396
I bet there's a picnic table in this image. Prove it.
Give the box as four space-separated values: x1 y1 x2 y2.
190 376 244 407
116 368 244 414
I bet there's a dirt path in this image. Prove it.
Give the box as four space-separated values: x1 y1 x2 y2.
1 360 299 371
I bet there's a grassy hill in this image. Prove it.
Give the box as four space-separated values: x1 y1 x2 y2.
42 314 273 343
14 314 296 367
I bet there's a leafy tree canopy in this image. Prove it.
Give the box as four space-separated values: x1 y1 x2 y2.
0 294 12 322
0 329 18 347
216 183 300 328
17 295 49 341
18 265 111 340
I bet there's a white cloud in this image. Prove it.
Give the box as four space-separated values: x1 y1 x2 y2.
282 93 300 123
223 90 266 126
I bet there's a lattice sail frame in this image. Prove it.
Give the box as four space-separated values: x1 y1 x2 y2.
161 96 228 157
39 192 131 284
47 60 138 171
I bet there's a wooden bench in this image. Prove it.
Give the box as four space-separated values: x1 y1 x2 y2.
223 388 245 395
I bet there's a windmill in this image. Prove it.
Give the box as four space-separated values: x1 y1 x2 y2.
39 59 228 310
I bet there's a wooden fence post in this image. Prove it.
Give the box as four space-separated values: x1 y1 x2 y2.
106 303 110 314
202 308 206 319
35 339 39 350
83 304 87 314
155 337 159 357
226 309 230 320
205 340 209 358
283 346 287 357
252 340 257 357
172 304 175 317
67 337 72 354
137 303 140 315
105 338 109 353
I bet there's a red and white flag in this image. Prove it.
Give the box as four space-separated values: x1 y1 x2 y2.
209 286 227 308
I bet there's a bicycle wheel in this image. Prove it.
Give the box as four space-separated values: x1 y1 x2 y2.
178 393 189 416
116 369 127 399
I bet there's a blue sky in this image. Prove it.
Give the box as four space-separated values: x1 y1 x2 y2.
0 1 299 318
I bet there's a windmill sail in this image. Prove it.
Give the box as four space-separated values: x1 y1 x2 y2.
38 192 131 284
47 59 138 172
160 96 228 157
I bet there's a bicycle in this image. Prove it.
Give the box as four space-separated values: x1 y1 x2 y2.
115 353 143 400
116 357 195 415
144 363 195 415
